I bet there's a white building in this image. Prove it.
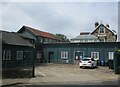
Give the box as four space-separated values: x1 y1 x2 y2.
70 34 99 43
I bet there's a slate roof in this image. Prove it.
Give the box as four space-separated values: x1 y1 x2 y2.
71 35 98 40
18 26 62 41
1 31 33 47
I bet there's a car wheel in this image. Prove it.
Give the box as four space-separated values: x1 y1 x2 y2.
80 66 82 68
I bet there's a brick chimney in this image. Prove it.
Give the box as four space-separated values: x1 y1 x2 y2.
95 22 99 28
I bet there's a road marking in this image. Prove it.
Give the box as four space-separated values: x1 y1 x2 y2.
38 72 46 77
37 67 61 77
53 72 61 77
49 70 61 77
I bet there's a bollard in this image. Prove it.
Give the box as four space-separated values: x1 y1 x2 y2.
108 60 114 69
101 61 104 66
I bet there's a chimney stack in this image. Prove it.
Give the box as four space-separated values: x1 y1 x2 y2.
106 24 110 28
95 22 99 28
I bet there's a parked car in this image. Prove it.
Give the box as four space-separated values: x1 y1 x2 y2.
79 57 97 68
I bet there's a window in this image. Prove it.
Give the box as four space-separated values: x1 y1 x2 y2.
99 26 105 34
100 39 104 42
41 38 43 43
28 39 35 44
16 51 23 60
109 52 114 60
80 39 83 42
91 52 99 60
84 39 88 42
61 51 68 59
45 38 48 42
88 39 92 42
37 51 42 59
99 37 105 42
3 50 11 60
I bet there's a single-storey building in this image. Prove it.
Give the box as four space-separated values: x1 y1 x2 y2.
44 42 120 65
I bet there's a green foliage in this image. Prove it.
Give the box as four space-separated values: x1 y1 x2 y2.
116 50 120 53
55 34 69 42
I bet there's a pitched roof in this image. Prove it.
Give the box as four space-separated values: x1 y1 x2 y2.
18 26 62 41
1 31 33 47
71 35 98 40
91 23 117 35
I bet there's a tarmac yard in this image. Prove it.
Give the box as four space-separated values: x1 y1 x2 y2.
2 64 119 86
29 64 119 85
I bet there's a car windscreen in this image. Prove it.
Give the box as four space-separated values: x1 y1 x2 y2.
82 59 90 61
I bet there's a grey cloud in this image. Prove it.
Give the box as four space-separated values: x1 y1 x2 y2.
2 2 118 39
18 3 76 33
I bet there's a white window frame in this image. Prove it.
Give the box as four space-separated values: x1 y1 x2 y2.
91 52 99 60
3 50 11 60
61 51 68 59
99 37 105 42
108 52 114 60
16 51 23 60
99 26 105 34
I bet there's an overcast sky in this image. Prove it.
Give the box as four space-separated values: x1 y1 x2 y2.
1 0 119 39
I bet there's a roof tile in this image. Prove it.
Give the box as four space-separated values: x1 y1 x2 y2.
24 26 62 41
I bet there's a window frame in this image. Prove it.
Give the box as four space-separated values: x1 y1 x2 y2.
37 51 42 59
108 52 114 60
91 52 99 60
61 51 68 59
16 51 23 60
99 26 105 34
3 50 11 60
84 39 88 42
99 37 105 42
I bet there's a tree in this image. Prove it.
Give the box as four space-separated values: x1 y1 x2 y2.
55 34 69 42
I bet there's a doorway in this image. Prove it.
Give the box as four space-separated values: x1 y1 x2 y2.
74 51 84 64
75 51 84 60
48 52 54 63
